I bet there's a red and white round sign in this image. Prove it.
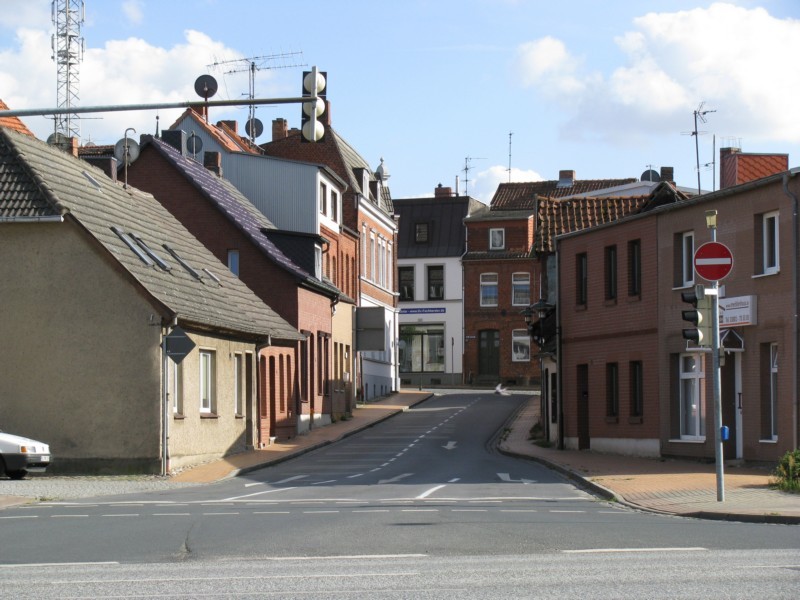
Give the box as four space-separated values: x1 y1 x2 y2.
694 241 733 281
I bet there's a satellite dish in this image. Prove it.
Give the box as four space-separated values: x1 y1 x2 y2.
641 169 660 182
245 118 264 139
114 138 140 166
187 133 203 155
46 132 69 148
194 75 218 100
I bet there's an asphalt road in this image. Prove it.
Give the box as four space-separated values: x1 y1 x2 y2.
1 392 798 598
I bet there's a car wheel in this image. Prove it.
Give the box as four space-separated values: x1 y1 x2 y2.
7 469 27 480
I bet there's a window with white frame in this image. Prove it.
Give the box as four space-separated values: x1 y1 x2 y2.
679 354 704 439
677 231 694 287
765 343 778 440
200 350 216 414
489 228 505 250
480 273 498 307
331 190 339 222
319 182 327 215
370 235 376 282
511 272 530 306
761 211 779 275
172 361 183 415
314 245 322 279
234 353 243 416
512 329 530 362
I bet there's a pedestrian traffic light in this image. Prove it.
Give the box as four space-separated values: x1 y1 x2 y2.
301 67 326 142
681 284 711 347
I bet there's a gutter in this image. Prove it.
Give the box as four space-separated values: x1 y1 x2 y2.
0 216 65 223
782 168 800 450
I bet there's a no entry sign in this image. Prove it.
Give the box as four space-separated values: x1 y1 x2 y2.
694 241 733 281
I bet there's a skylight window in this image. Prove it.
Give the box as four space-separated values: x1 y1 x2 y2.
131 233 171 271
162 244 203 281
202 268 222 286
82 170 103 192
111 226 153 266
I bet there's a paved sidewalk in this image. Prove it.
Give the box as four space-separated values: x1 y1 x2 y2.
2 391 798 524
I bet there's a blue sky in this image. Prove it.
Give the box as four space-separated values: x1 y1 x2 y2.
1 0 798 204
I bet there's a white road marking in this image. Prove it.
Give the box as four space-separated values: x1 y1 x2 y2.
378 473 414 484
416 484 446 499
0 515 37 519
312 479 338 485
347 473 364 479
564 547 708 554
254 511 290 514
222 486 297 501
0 562 119 568
448 478 461 483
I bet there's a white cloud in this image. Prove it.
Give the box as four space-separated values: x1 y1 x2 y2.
122 0 145 26
0 1 49 30
471 165 543 204
515 2 800 144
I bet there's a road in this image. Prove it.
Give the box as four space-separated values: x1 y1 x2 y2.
1 392 798 598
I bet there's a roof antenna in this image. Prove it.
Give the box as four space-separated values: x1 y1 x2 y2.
691 102 715 194
155 113 160 137
463 156 485 196
507 132 513 183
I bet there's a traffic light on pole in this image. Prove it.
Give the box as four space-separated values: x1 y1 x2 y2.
301 67 327 142
681 284 711 347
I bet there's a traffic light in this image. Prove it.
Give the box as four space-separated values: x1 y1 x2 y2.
301 67 327 142
681 284 712 346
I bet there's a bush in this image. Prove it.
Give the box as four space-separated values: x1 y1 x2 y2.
772 449 800 493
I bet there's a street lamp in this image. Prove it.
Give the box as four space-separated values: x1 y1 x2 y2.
522 298 555 440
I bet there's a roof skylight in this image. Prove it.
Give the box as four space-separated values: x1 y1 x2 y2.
111 226 153 266
162 244 203 281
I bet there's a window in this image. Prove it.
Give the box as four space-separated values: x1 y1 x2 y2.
331 191 339 222
758 211 779 275
314 245 322 279
679 354 704 439
512 329 530 362
234 353 243 416
227 249 240 277
200 350 216 414
630 361 643 418
762 343 778 440
399 266 414 301
370 235 376 282
480 273 498 307
415 222 429 243
606 363 619 418
427 265 444 300
576 253 588 306
628 239 641 296
319 182 327 215
399 324 444 373
489 228 505 250
172 361 183 415
131 234 170 271
675 231 694 287
605 245 617 300
511 273 530 306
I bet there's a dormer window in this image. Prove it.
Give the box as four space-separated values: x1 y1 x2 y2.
415 222 429 243
315 245 322 279
489 228 505 250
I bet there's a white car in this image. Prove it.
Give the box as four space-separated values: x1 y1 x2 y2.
0 430 51 479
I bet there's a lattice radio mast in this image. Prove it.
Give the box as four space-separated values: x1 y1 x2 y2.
51 0 85 140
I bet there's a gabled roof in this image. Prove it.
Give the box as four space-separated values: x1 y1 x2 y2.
0 99 35 137
0 127 302 341
394 195 485 259
140 135 340 299
490 177 638 210
534 194 653 254
170 108 261 154
720 149 789 188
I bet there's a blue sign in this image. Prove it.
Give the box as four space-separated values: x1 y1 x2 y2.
400 308 446 314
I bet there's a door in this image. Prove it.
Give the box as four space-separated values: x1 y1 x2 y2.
478 330 500 381
721 353 739 459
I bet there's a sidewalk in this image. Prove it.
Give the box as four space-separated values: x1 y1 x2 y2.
3 391 799 523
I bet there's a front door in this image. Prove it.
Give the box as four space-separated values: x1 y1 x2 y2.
478 329 500 381
721 353 740 459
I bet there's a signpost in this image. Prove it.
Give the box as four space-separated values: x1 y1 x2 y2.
694 234 732 502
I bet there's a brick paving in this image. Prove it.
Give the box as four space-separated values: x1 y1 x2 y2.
3 391 799 523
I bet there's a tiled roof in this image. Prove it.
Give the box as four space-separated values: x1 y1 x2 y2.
142 135 340 299
0 99 35 137
393 196 485 259
169 108 257 154
490 178 638 210
0 127 302 341
534 195 652 253
720 151 789 188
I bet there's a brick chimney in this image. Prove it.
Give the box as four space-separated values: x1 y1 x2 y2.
660 166 674 184
203 151 223 177
217 120 237 134
557 170 576 188
161 130 186 155
434 183 453 198
272 118 288 141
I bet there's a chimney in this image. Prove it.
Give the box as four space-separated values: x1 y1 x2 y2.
321 99 331 126
68 137 79 157
557 170 576 188
203 151 223 177
161 130 186 155
272 118 288 141
660 166 674 184
435 183 453 198
217 120 237 134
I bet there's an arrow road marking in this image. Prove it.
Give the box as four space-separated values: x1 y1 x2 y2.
497 473 536 484
443 441 457 450
378 473 414 485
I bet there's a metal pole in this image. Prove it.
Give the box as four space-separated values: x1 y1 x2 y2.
710 226 725 501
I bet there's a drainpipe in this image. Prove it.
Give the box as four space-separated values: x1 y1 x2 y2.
555 241 565 450
782 168 800 450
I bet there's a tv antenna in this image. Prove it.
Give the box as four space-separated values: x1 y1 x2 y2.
690 102 716 194
462 156 485 196
507 132 513 183
208 51 305 142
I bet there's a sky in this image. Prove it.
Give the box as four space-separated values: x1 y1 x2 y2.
0 0 798 205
